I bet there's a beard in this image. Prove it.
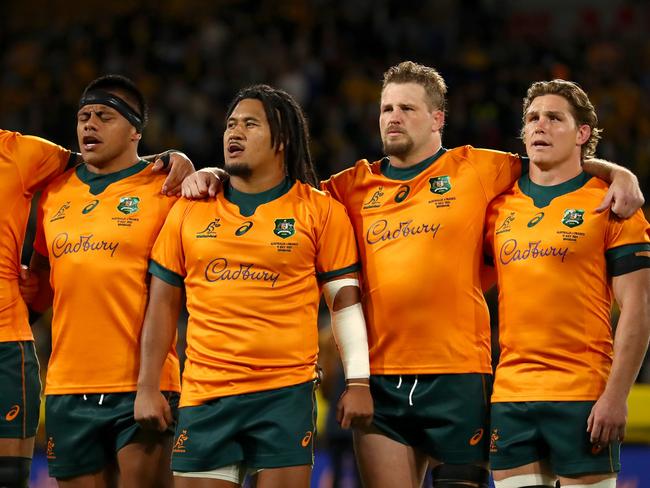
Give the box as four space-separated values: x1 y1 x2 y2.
224 162 253 179
382 136 414 159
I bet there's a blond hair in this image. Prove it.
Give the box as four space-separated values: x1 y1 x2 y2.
382 61 447 113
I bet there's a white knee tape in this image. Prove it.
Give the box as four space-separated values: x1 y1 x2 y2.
494 473 556 487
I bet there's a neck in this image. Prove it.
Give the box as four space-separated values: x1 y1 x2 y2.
230 170 286 194
529 158 583 186
85 151 141 175
389 138 442 168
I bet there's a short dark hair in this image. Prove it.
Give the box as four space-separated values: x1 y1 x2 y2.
522 79 602 159
82 75 148 128
226 84 317 186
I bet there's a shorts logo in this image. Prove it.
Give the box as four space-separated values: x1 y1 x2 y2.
527 212 544 227
82 200 100 214
429 176 451 195
235 221 253 236
394 185 410 203
50 202 71 222
496 212 516 234
173 429 189 453
301 431 313 447
469 428 484 446
363 187 385 209
561 209 584 228
5 405 20 421
47 437 56 459
274 219 295 239
117 196 140 215
196 219 221 238
489 429 499 453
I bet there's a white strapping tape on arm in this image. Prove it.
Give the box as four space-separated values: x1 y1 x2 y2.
322 278 359 310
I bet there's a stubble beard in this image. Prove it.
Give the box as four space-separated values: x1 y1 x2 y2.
382 132 414 160
224 162 253 179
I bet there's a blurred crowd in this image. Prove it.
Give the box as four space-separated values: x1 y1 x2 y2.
2 0 650 193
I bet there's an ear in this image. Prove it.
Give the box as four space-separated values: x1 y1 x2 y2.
576 124 590 146
131 131 142 142
432 110 445 133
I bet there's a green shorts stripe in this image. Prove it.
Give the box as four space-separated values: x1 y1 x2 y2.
0 341 41 438
490 401 621 477
172 381 317 473
370 374 492 463
45 391 179 479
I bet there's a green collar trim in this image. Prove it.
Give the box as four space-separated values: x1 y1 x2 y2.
225 178 294 217
76 160 149 195
519 171 593 208
381 147 447 180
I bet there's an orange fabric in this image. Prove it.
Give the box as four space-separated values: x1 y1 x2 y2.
0 130 70 342
485 177 650 401
151 181 358 406
322 146 521 374
35 163 180 394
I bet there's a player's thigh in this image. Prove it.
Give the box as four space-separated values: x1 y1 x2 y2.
254 465 311 488
0 341 41 444
353 426 428 488
55 465 118 488
117 428 174 488
176 477 239 488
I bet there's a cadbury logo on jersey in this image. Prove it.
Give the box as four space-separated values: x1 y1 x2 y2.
51 232 120 258
196 219 221 238
366 219 440 245
499 239 569 264
205 257 280 287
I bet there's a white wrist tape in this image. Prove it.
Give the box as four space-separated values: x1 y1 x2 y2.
330 302 370 379
322 278 359 310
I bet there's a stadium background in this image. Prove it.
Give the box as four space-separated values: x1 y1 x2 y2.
2 0 649 486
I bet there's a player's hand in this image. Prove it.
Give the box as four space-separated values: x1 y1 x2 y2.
336 383 373 429
18 265 39 305
587 392 627 446
151 151 196 196
181 168 226 199
595 167 644 218
134 387 173 432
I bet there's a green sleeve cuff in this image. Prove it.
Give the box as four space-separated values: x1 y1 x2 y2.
606 243 650 276
149 259 184 287
317 262 360 281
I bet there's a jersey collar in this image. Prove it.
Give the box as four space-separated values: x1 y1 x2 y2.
518 171 593 208
380 147 447 181
76 160 149 195
225 178 294 217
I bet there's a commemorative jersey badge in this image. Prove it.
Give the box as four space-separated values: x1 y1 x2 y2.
429 175 452 195
117 196 140 215
274 218 296 239
561 209 584 228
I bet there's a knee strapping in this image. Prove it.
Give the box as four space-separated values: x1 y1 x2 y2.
0 457 31 488
432 463 490 488
493 472 556 487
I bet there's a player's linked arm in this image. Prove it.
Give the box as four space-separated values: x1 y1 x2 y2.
587 267 650 445
180 166 229 199
582 158 645 218
321 272 374 429
26 251 53 315
134 275 183 432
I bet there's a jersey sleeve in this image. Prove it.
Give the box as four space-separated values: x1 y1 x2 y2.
148 199 191 287
467 146 523 201
604 209 650 276
320 168 352 205
4 131 72 194
314 196 360 281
